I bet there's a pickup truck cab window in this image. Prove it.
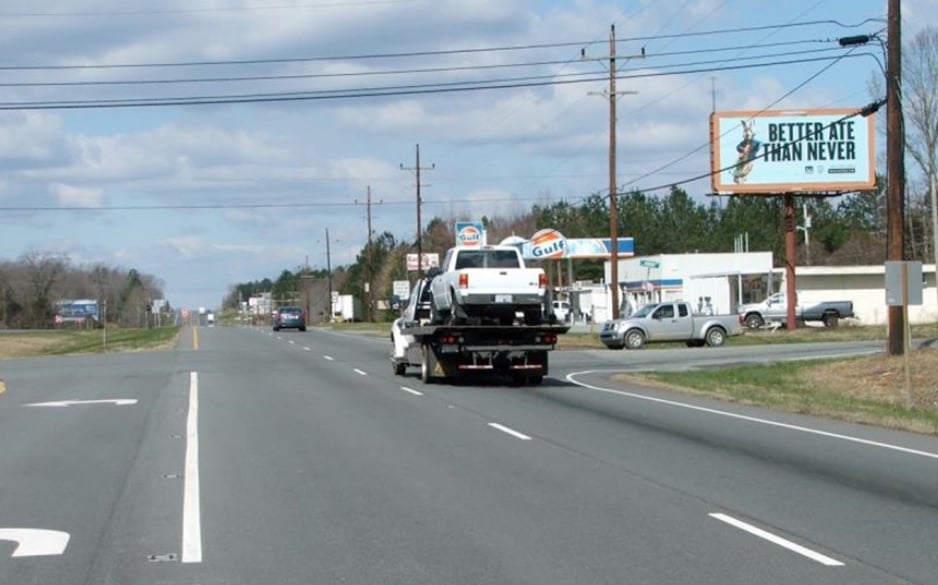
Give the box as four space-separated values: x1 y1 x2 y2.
654 304 675 319
678 304 689 317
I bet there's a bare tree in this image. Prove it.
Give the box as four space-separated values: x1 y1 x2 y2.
903 26 938 314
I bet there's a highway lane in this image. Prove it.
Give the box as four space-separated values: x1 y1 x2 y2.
0 325 934 584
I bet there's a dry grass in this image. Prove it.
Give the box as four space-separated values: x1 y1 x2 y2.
800 347 938 412
0 332 70 357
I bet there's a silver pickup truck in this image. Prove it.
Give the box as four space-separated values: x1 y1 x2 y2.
599 301 743 349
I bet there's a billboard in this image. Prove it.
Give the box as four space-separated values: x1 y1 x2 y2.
710 108 876 194
54 299 99 324
406 253 440 271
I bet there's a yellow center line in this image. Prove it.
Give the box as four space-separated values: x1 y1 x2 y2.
193 326 200 351
0 379 5 395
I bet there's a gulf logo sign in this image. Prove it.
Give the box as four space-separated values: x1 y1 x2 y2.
456 224 483 247
529 228 567 259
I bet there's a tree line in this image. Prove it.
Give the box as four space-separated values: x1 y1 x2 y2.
223 172 933 322
0 252 165 329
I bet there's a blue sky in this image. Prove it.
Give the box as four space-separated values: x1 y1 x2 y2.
0 0 932 310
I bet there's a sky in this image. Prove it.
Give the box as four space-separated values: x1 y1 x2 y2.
0 0 933 311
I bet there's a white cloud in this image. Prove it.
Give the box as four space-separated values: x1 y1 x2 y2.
50 183 104 207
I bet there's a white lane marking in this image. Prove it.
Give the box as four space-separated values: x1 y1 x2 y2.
566 371 938 460
303 347 311 351
289 340 295 345
24 399 137 407
354 369 368 376
182 372 202 563
488 423 532 441
0 529 70 557
400 386 423 396
323 355 335 361
709 513 844 567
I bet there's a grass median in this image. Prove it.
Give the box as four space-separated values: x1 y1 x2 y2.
0 326 181 358
618 347 938 435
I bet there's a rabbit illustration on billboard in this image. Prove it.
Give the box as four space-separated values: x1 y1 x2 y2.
732 119 761 184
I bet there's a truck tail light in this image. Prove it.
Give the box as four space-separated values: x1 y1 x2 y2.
459 273 469 289
538 273 547 289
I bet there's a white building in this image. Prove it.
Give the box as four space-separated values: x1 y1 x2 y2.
780 264 937 325
589 252 774 323
592 254 937 326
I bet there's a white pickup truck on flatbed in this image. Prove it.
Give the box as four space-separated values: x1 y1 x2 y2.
429 245 548 326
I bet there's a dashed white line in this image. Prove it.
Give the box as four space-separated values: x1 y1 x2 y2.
354 368 368 376
709 513 843 567
400 386 423 396
289 340 295 345
488 422 532 441
303 347 311 351
182 372 202 563
323 355 334 361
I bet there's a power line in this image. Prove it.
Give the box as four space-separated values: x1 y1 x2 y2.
0 18 883 72
0 52 877 110
0 0 417 18
0 39 834 89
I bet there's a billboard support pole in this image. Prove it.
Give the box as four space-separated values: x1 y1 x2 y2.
784 194 798 331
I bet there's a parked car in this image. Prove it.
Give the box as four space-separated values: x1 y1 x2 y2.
273 306 306 332
737 292 854 329
599 301 743 349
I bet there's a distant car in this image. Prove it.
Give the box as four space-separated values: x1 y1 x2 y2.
273 306 306 332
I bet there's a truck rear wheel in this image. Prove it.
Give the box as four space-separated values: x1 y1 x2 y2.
705 326 727 347
744 313 764 329
393 361 406 376
420 344 435 384
624 329 645 350
822 311 840 328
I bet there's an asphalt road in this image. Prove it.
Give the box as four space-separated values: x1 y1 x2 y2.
0 326 935 584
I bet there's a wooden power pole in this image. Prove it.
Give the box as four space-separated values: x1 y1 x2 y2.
400 145 434 277
886 0 905 356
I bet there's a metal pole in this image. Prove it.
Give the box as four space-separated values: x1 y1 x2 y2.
608 25 620 320
784 194 798 331
326 228 333 322
886 0 906 356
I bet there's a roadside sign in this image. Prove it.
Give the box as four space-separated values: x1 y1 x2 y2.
885 261 923 306
393 280 411 298
640 259 660 269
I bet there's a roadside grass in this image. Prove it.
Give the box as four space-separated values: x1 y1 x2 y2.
0 327 181 358
621 348 938 435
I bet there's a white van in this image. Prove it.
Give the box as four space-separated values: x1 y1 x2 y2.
551 300 571 322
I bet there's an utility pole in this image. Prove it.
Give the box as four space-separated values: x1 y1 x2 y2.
356 186 382 322
400 144 434 277
585 25 640 319
886 0 905 356
325 228 333 322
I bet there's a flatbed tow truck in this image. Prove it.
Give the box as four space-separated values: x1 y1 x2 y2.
392 322 569 385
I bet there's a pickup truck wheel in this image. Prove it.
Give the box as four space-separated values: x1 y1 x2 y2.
624 329 645 350
744 313 764 329
705 327 727 347
822 312 840 328
686 340 705 348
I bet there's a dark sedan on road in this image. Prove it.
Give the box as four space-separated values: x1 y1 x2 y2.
273 306 306 332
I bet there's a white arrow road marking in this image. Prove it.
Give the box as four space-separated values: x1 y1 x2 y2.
24 399 138 407
0 529 70 557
